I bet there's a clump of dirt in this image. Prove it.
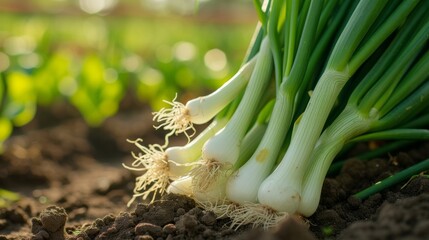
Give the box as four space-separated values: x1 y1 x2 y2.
21 175 429 240
338 193 429 239
68 194 246 240
0 202 33 239
0 205 30 230
240 216 317 240
31 205 67 240
308 143 429 239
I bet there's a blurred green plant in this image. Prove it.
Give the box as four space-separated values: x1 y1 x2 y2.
0 71 37 152
0 11 255 150
71 54 124 126
0 188 20 208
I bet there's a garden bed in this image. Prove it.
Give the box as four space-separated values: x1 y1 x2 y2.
1 102 429 240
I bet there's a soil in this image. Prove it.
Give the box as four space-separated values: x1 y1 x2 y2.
1 100 429 240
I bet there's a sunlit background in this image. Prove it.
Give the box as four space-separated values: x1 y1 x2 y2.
0 0 257 147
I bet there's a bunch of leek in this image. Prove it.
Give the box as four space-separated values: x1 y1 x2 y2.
125 0 429 229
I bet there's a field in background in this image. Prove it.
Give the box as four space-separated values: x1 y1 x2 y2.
0 0 256 147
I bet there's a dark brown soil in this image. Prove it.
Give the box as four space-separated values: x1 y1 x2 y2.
1 102 429 240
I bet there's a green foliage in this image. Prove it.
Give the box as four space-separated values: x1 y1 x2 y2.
4 71 37 126
71 54 125 126
0 188 20 208
0 12 254 148
0 71 37 151
34 52 73 104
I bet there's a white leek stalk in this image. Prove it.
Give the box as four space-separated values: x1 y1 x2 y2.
226 0 323 205
258 70 350 213
167 117 228 180
300 21 429 215
192 36 273 191
298 106 371 216
152 56 257 139
258 0 415 213
226 92 290 204
167 175 193 197
193 120 268 203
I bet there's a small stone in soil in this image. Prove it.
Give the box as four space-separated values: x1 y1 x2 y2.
134 234 154 240
162 223 176 235
273 217 316 240
106 226 119 234
0 219 8 230
135 222 163 237
241 216 317 240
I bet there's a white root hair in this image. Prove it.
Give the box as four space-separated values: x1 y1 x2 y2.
124 139 170 206
227 202 289 230
152 95 196 145
197 199 238 219
190 158 231 191
197 200 290 231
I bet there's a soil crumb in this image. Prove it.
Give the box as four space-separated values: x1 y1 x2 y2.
339 193 429 239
